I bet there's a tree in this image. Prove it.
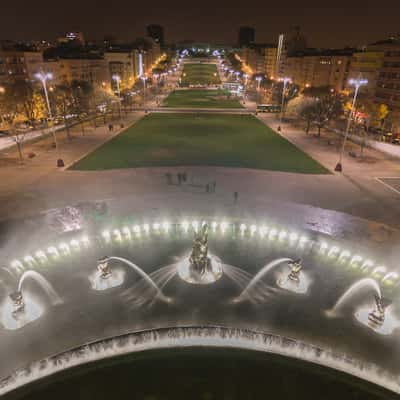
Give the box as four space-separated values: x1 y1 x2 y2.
52 84 76 140
297 92 343 137
272 81 299 117
378 104 389 129
2 80 46 124
298 98 316 134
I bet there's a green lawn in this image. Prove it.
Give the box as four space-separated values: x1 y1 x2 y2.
163 89 243 108
71 113 329 174
181 63 220 85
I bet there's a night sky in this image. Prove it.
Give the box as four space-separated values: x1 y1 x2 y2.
1 0 399 47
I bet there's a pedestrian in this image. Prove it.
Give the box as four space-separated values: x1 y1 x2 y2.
212 180 216 192
108 123 112 132
206 183 210 193
182 172 187 182
177 173 182 185
277 125 281 132
234 191 238 204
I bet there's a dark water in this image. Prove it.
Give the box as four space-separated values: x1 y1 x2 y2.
3 348 396 400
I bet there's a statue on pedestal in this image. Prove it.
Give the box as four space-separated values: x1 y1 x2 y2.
287 258 302 284
9 291 25 320
97 257 112 279
189 223 210 276
368 295 390 328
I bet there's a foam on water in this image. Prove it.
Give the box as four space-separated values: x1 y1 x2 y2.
0 326 398 396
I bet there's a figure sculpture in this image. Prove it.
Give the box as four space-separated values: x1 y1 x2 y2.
97 257 112 279
287 258 302 284
368 295 390 328
189 223 210 276
9 291 25 320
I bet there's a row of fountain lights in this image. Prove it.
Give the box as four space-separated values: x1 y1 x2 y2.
6 220 398 287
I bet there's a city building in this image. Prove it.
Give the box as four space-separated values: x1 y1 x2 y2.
369 37 400 125
238 26 255 48
146 25 165 48
0 46 68 87
347 50 384 95
241 44 277 78
104 47 139 91
284 49 354 91
275 34 286 79
60 58 109 87
133 37 161 75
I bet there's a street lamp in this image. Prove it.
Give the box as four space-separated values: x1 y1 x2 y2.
35 71 63 166
112 74 122 119
335 78 368 172
141 76 148 109
255 76 262 91
0 86 5 126
279 77 291 123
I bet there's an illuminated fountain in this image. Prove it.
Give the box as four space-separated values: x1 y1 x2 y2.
177 223 223 285
327 278 400 335
327 278 382 317
277 258 312 294
89 257 125 291
355 296 399 335
234 258 293 303
90 256 171 304
0 271 62 330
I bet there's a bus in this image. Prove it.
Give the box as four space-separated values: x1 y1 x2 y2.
256 104 281 113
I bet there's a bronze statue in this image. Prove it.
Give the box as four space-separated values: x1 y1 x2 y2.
9 291 25 320
189 223 210 276
288 258 302 283
368 295 390 328
97 257 112 279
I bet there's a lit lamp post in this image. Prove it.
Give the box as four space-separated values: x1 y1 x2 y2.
279 77 291 123
141 76 148 110
0 86 5 126
35 72 63 166
112 74 122 119
255 76 262 91
335 78 368 172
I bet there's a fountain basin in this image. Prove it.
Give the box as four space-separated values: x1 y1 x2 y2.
0 294 43 331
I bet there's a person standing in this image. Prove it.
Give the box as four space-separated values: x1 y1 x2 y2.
234 191 238 203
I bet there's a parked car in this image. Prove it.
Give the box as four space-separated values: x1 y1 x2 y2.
15 121 33 131
382 132 400 144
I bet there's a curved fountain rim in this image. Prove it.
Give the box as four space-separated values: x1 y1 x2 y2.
0 325 398 397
